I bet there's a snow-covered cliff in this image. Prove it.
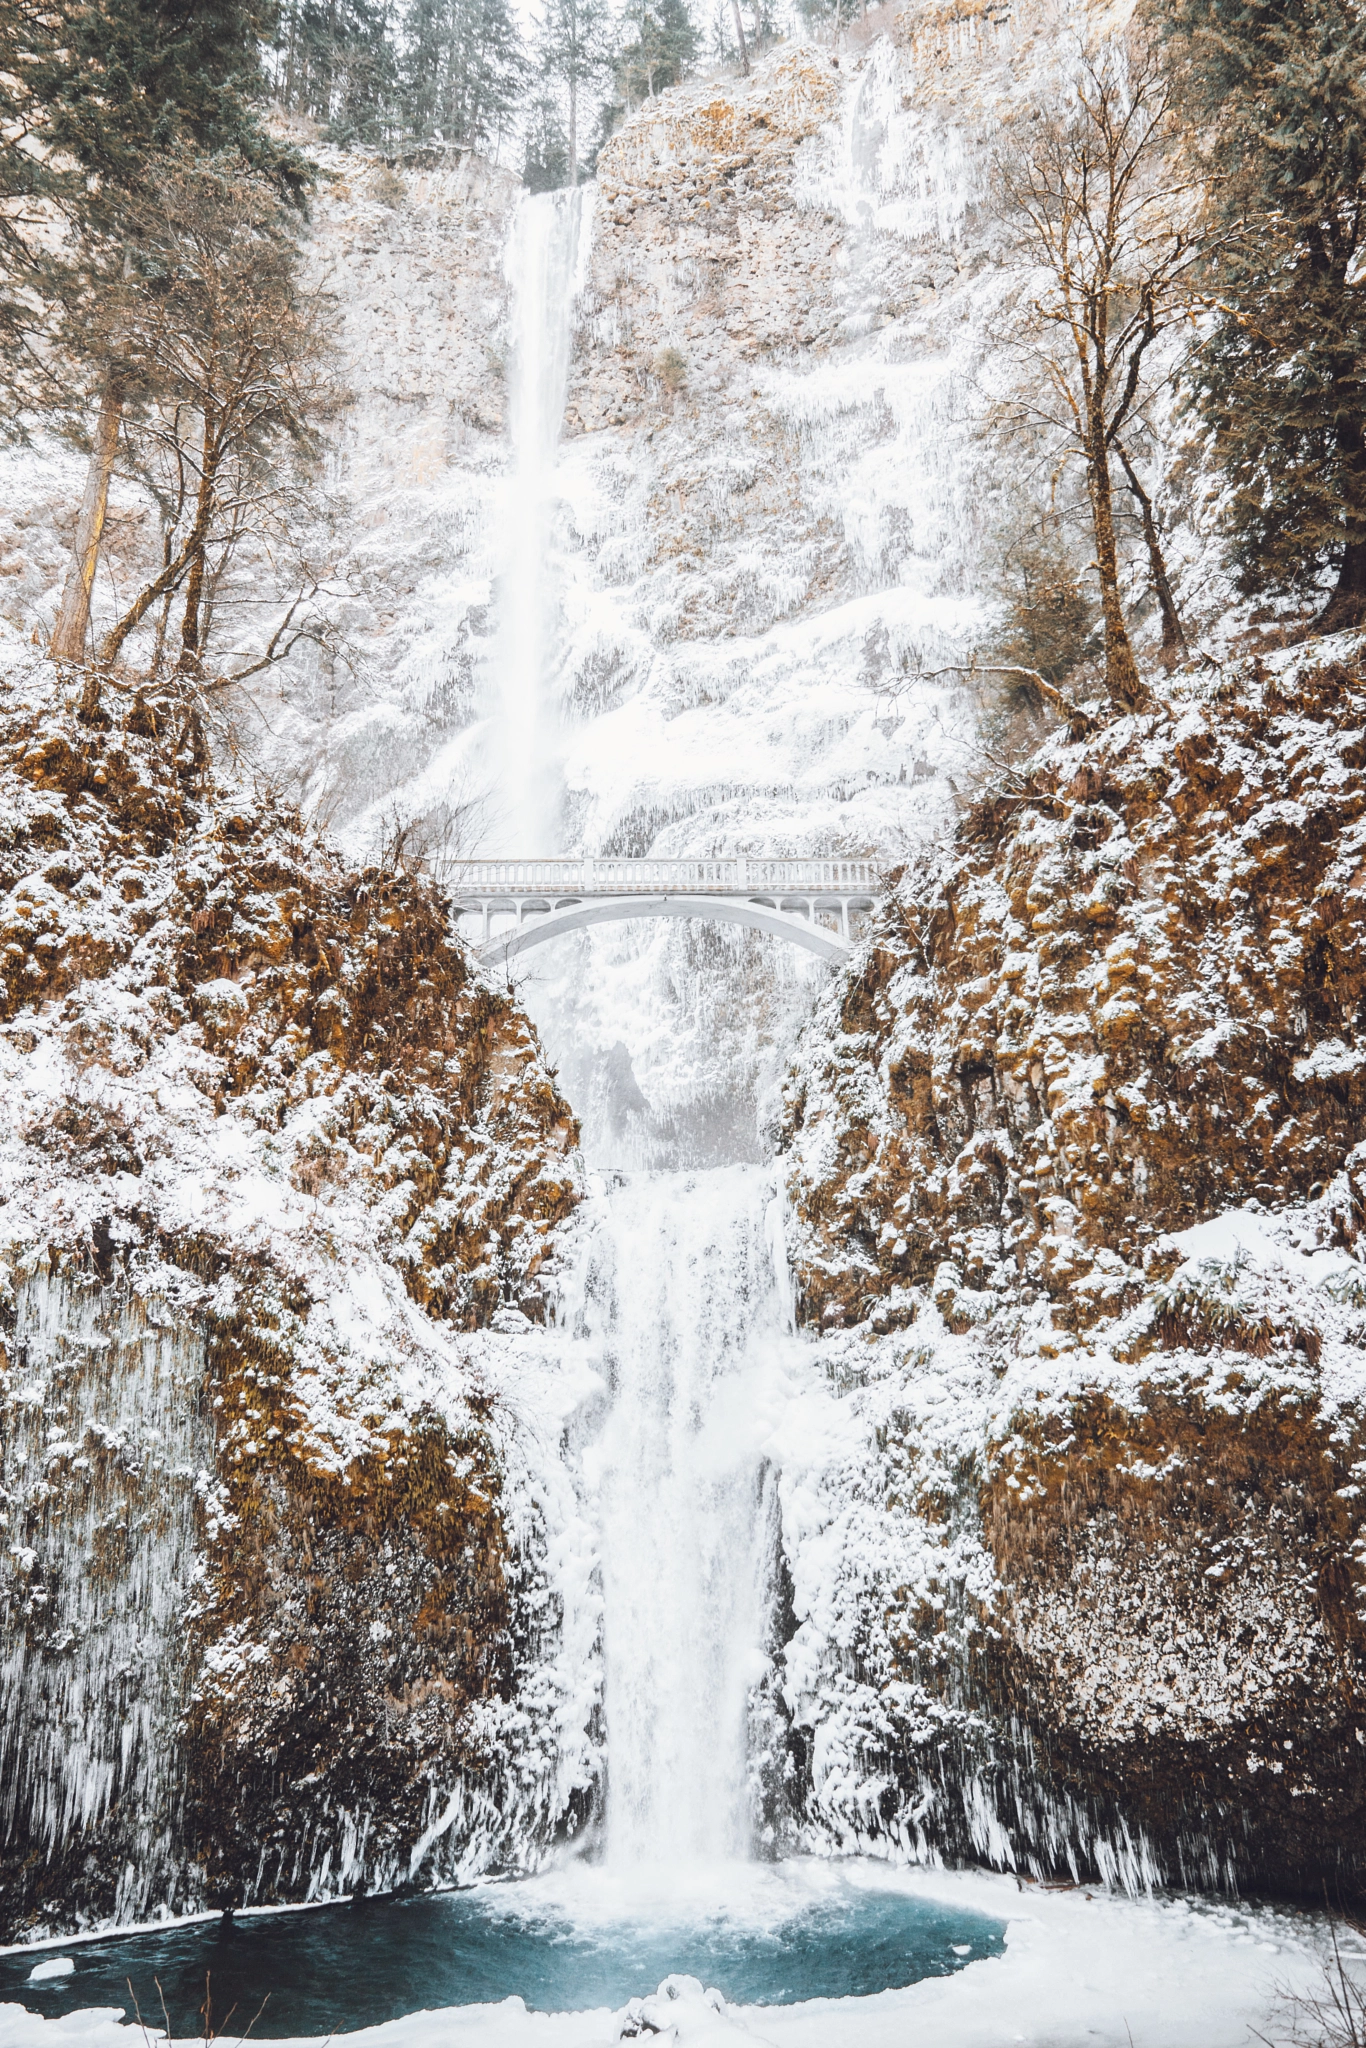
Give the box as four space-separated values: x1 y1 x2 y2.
773 636 1366 1898
0 647 595 1937
10 11 1190 1168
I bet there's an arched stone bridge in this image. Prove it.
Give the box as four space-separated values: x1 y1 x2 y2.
449 858 879 966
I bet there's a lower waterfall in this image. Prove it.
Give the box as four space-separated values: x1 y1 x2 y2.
565 1165 793 1867
0 1183 1022 2021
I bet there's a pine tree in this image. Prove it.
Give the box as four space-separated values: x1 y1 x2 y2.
615 0 697 108
401 0 525 153
533 0 613 186
274 0 401 145
22 0 310 663
32 1 306 204
0 5 66 413
524 88 569 191
1167 0 1366 627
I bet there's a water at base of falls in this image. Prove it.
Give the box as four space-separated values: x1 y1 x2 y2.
0 1174 1013 2029
0 1865 1006 2032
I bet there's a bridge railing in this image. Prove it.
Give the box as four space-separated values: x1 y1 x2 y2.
446 857 880 897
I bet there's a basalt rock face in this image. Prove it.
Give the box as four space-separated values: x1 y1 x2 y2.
777 642 1366 1901
0 651 582 1939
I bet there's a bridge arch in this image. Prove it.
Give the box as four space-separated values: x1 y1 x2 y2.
478 894 852 966
448 858 878 970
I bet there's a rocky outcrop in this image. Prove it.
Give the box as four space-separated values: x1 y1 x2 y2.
777 639 1366 1901
574 51 844 431
0 649 582 1939
785 646 1366 1330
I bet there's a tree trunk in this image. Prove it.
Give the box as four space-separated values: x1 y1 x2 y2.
568 80 578 188
102 413 220 670
1086 423 1146 710
1317 411 1366 632
1115 440 1187 662
730 0 750 72
1317 540 1366 633
176 547 207 677
50 377 123 665
152 587 174 673
175 416 220 678
101 545 193 667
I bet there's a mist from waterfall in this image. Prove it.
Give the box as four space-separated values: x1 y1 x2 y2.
563 1166 793 1869
490 186 591 856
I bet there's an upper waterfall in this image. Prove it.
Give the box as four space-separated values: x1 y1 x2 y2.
491 186 593 857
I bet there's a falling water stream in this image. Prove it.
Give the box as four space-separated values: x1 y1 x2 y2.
0 1175 1006 2030
579 1168 786 1867
490 186 591 855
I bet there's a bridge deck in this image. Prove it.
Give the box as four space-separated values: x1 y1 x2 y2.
447 857 878 898
449 858 880 966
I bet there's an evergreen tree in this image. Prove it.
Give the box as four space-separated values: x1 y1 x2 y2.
615 0 697 107
533 0 613 186
31 0 306 204
523 87 569 190
19 0 311 661
1168 0 1366 627
274 1 401 145
0 4 66 408
401 0 525 152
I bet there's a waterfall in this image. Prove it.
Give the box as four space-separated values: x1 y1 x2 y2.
570 1167 792 1868
492 186 592 856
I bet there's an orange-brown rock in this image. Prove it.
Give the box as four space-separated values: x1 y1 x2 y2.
778 644 1366 1901
783 650 1366 1333
0 660 583 1937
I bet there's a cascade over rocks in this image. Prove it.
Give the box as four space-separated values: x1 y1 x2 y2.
0 648 582 1938
777 639 1366 1900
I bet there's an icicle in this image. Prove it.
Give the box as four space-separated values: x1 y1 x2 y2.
0 1271 210 1920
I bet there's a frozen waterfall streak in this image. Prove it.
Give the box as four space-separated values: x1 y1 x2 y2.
590 1168 788 1867
493 187 592 857
0 1275 209 1925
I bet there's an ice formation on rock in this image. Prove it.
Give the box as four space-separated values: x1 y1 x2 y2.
0 1272 210 1928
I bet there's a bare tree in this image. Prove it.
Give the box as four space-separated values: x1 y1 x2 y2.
80 150 341 713
993 26 1202 707
1257 1917 1366 2048
368 782 494 885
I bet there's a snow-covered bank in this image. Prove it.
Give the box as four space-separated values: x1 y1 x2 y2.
0 1872 1344 2048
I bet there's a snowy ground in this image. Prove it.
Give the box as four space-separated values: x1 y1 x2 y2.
0 1870 1341 2048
